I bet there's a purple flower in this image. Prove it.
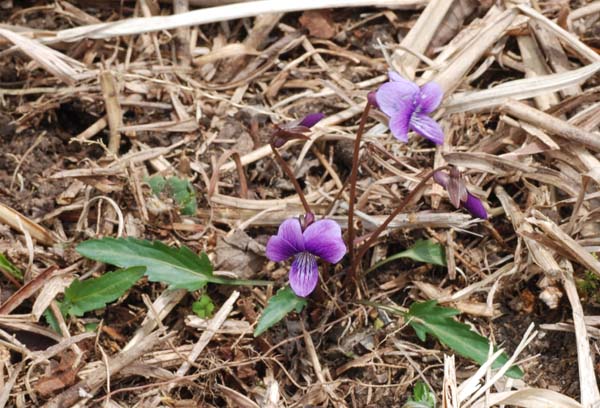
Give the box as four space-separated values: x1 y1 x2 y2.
433 170 488 219
297 113 325 128
375 71 444 145
271 112 325 148
266 218 346 297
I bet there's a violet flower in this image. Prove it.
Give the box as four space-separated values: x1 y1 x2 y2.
266 217 346 297
271 112 325 148
375 71 444 145
433 170 488 219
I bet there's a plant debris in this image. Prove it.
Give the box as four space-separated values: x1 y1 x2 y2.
0 0 599 406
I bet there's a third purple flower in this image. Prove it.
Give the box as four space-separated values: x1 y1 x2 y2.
433 169 488 220
375 71 444 145
266 217 346 297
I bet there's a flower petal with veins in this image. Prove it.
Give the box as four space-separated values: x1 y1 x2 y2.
289 252 319 297
409 113 444 145
303 219 346 264
265 219 304 262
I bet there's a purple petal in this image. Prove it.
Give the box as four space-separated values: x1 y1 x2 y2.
409 113 444 145
388 71 405 82
433 171 449 188
463 193 488 220
289 252 319 297
298 113 325 128
303 219 346 263
375 81 419 118
265 218 304 262
417 82 443 113
388 101 413 143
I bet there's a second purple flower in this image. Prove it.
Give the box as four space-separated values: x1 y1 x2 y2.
375 71 444 145
266 218 346 297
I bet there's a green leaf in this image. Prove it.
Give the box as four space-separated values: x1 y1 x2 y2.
166 177 197 216
146 175 197 216
43 307 62 333
0 253 23 281
254 287 307 337
404 381 436 408
77 237 271 291
407 301 523 379
367 240 446 274
147 175 167 195
192 294 215 318
85 323 99 332
63 267 145 317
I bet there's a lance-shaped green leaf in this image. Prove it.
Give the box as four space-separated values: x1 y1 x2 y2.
407 301 523 379
63 266 146 317
254 287 307 337
367 240 445 274
77 237 270 291
0 253 23 281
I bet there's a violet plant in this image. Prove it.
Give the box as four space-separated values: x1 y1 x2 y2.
254 67 521 381
258 76 493 344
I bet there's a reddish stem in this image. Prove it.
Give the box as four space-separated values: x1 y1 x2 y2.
270 143 312 215
346 102 371 287
352 165 449 275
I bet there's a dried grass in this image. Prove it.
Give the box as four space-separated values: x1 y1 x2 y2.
0 0 599 407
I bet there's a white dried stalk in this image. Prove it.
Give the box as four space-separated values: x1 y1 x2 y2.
495 186 561 277
464 323 538 406
173 290 240 381
421 6 502 81
444 62 600 114
471 388 582 408
432 8 518 93
457 348 505 402
50 0 428 42
517 32 560 110
442 355 459 408
561 260 600 407
527 210 600 278
0 28 84 84
438 262 516 303
568 1 600 24
0 202 56 246
517 4 600 63
123 289 187 353
443 151 537 175
31 274 74 321
391 0 453 79
502 100 600 152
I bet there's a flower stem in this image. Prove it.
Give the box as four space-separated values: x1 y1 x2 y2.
352 165 449 273
346 102 371 287
270 143 312 215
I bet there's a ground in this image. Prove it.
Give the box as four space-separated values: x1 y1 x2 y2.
0 1 599 407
